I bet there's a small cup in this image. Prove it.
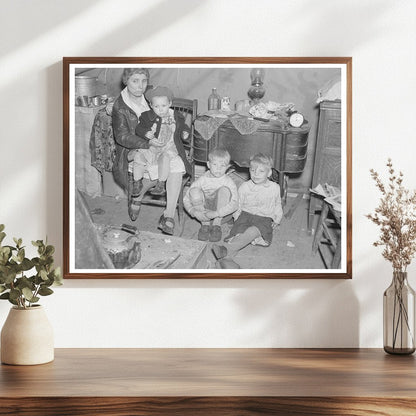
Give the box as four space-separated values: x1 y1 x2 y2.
91 96 102 106
79 96 90 107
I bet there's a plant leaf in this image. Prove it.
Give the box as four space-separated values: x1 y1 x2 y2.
39 269 48 281
0 292 17 306
22 287 34 301
17 248 25 263
0 270 17 285
0 233 61 304
52 267 63 285
13 237 23 248
20 257 34 271
9 288 21 301
38 287 54 296
16 276 35 290
45 245 55 256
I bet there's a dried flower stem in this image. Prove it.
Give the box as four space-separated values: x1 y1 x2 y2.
366 159 416 272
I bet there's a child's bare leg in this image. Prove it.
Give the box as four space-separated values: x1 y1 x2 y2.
212 226 260 269
212 186 231 227
157 171 182 235
213 226 261 258
189 188 210 241
189 188 206 218
151 153 170 196
227 226 261 256
207 186 232 242
158 153 170 181
164 171 182 219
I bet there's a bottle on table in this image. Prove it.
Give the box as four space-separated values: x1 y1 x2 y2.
208 88 221 110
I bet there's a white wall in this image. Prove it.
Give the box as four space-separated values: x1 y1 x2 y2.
1 0 415 348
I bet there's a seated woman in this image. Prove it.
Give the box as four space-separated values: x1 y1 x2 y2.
111 68 191 235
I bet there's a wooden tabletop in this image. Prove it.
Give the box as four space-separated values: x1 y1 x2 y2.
1 348 415 415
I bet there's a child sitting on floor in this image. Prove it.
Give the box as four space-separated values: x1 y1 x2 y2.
212 153 283 269
132 86 190 196
183 148 239 242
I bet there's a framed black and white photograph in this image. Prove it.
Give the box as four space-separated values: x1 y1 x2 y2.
63 57 352 279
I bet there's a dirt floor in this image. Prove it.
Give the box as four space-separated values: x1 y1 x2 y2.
82 188 326 270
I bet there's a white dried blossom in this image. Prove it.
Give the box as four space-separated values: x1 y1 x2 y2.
366 159 416 272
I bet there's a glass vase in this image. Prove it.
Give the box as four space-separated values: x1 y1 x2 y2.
383 271 415 355
247 68 266 104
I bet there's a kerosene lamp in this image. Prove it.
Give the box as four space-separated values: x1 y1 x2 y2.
247 68 266 103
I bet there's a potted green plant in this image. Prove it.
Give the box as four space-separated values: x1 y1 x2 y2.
0 224 63 365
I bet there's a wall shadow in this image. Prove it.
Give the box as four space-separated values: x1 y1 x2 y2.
0 0 102 56
77 0 203 56
232 279 360 347
46 62 64 262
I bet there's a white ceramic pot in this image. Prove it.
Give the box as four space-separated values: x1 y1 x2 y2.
1 305 54 365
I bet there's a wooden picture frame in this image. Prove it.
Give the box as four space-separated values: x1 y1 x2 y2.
63 57 352 279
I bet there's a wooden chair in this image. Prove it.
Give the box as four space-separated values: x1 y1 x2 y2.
312 199 341 269
137 98 198 235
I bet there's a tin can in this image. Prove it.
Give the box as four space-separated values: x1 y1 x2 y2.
221 96 231 111
75 75 97 97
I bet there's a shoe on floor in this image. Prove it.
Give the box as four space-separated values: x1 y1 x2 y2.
212 244 228 260
216 258 241 269
209 225 222 242
198 224 211 241
158 215 174 235
128 198 141 221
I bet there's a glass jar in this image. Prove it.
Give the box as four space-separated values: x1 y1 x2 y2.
208 88 221 110
383 271 415 354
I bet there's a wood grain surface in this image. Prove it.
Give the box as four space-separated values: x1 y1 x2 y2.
1 348 414 415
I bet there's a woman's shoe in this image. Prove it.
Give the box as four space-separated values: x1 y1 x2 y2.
128 199 142 221
158 215 175 235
